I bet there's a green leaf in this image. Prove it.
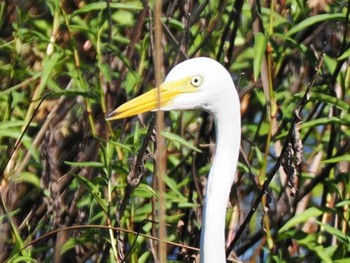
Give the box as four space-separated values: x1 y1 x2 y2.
301 117 344 130
304 244 332 263
0 120 35 129
65 161 105 168
163 175 183 197
253 32 267 81
322 155 350 164
14 172 41 188
178 202 198 208
73 174 107 213
108 140 132 151
334 259 350 263
138 251 151 263
278 230 332 263
278 207 325 233
0 129 31 141
7 256 36 263
112 10 134 26
335 200 350 207
39 52 62 94
61 238 79 255
72 2 142 16
134 183 157 198
161 131 201 152
316 220 350 244
274 33 309 53
163 17 185 30
310 91 350 112
166 213 185 223
337 48 350 61
287 13 345 36
261 7 289 27
99 63 112 82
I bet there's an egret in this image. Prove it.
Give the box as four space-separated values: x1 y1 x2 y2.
106 57 241 263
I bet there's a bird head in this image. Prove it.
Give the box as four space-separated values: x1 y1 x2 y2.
106 57 235 120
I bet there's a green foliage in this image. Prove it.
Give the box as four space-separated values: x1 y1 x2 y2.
253 32 267 81
0 0 349 262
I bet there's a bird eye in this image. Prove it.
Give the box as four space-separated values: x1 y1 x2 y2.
190 75 203 87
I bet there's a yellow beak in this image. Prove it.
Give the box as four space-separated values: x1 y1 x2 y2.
106 77 197 120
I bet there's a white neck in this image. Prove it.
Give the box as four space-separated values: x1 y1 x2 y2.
200 91 241 263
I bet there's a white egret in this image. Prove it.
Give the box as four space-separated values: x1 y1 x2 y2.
106 57 241 263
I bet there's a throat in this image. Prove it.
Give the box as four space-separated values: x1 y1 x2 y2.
200 105 241 263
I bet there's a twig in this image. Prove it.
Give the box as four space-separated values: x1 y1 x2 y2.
224 0 245 68
118 116 155 218
20 224 199 255
153 1 167 261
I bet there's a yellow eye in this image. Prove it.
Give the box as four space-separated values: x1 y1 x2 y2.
190 75 203 87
